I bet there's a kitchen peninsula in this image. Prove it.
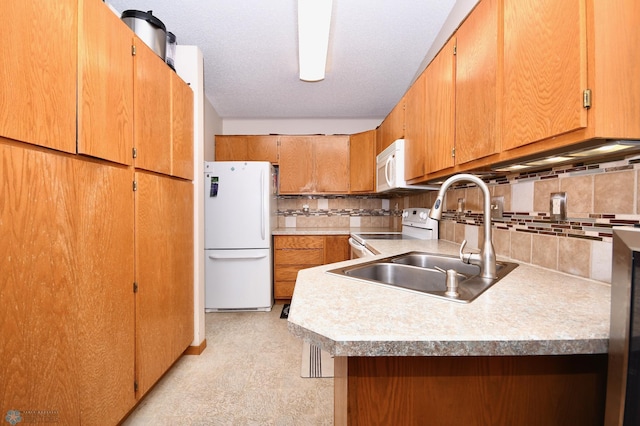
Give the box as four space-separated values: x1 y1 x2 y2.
287 238 610 425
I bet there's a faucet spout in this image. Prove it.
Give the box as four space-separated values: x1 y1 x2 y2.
429 173 497 279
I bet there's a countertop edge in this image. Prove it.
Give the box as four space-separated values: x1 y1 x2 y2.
288 321 609 356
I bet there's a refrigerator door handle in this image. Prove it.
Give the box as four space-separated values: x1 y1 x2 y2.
260 169 265 240
208 253 268 260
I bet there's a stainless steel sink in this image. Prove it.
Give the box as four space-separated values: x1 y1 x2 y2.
327 251 518 303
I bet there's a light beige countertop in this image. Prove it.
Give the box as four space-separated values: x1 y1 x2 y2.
272 227 392 236
287 239 611 357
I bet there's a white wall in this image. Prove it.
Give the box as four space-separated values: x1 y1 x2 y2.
221 118 382 136
204 97 221 161
175 45 207 349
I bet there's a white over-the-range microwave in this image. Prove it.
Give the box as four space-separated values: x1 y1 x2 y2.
376 139 438 193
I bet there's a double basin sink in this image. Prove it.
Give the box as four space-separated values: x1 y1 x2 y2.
327 251 518 303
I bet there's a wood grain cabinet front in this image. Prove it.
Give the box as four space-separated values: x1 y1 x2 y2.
134 171 194 398
349 130 376 193
274 235 350 300
0 1 77 153
279 135 350 194
0 142 135 425
78 0 134 165
215 135 279 163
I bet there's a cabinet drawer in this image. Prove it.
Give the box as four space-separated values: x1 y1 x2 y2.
275 265 308 281
275 248 323 265
274 281 296 299
275 235 324 249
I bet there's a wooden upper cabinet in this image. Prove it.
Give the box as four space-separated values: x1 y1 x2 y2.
279 135 349 194
315 135 350 193
455 0 499 165
349 130 376 193
404 71 427 181
248 135 279 163
133 37 172 175
503 0 587 150
215 135 279 163
425 37 456 174
376 97 405 154
170 72 194 180
78 0 134 165
0 1 77 153
278 136 315 193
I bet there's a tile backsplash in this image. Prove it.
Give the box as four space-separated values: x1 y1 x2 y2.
276 196 403 229
276 155 640 284
404 155 640 284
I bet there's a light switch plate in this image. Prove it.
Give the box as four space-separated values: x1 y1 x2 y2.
550 192 567 221
491 196 504 219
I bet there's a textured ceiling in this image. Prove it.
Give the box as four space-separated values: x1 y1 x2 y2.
107 0 478 120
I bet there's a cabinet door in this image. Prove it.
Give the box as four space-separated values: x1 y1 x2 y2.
324 235 351 264
279 136 315 193
78 0 134 165
215 135 247 160
377 97 406 154
503 0 587 149
455 0 499 165
0 1 77 153
404 71 427 181
425 37 456 174
248 135 279 163
134 38 172 175
0 142 135 424
315 135 350 193
349 130 376 193
135 172 194 398
171 72 194 180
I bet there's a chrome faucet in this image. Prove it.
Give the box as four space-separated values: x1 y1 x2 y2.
429 173 497 280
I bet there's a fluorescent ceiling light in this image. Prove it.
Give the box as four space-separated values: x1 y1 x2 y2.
298 0 332 82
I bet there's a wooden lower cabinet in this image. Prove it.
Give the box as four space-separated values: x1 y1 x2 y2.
335 354 607 426
0 141 135 424
0 140 194 424
135 172 194 398
274 235 350 300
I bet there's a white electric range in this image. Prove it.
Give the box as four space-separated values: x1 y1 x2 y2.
349 208 439 258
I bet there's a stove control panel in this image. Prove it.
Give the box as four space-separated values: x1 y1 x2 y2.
401 208 437 229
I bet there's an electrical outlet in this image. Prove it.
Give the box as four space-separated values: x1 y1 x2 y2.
550 192 567 221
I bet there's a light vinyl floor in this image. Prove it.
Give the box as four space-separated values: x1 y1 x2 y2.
122 303 333 425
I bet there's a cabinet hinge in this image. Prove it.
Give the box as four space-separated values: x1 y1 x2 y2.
453 44 457 55
132 147 137 159
583 89 592 109
451 147 456 158
134 381 139 392
131 45 136 56
133 282 138 293
133 181 137 192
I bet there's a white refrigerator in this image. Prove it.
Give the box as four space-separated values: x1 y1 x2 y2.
204 161 276 311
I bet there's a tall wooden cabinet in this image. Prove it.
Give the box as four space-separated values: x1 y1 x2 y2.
0 1 77 153
0 142 136 425
0 0 194 423
135 172 194 398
